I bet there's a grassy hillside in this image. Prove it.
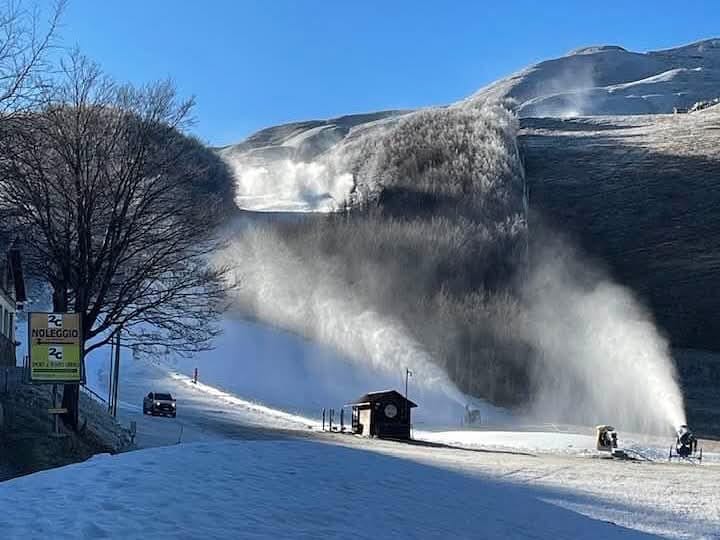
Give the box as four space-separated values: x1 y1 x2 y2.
521 108 720 354
674 348 720 438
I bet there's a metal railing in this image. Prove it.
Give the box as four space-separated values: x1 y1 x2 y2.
80 384 107 405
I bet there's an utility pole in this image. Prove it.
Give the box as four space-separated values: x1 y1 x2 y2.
112 332 120 417
405 367 413 431
107 335 115 411
107 331 121 417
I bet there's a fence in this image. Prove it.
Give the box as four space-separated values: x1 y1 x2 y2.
1 364 109 413
79 384 107 405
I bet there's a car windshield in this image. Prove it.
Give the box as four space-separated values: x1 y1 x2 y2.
154 393 173 401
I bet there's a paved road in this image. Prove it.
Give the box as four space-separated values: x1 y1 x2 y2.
102 360 312 449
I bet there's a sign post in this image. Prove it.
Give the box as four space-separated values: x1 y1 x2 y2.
48 384 68 438
28 313 82 384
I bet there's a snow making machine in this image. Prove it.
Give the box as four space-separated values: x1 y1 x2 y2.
595 425 619 453
669 425 702 463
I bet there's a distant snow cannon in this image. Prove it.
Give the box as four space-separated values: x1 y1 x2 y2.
595 425 618 452
669 425 702 463
463 405 482 426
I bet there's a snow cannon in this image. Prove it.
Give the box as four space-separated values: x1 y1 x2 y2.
463 405 482 426
669 424 702 462
595 425 618 452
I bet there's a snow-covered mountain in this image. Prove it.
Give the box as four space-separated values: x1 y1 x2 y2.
219 38 720 212
467 38 720 116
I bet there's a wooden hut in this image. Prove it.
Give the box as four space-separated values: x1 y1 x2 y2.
347 390 417 440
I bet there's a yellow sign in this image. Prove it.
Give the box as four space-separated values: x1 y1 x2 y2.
29 313 82 383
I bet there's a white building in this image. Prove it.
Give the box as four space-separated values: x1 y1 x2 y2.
0 242 26 367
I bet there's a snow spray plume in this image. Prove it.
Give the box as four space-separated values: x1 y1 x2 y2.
521 54 597 118
522 234 685 435
215 224 467 413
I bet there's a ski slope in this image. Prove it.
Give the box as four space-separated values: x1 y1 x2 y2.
0 440 651 540
84 316 507 441
1 435 718 539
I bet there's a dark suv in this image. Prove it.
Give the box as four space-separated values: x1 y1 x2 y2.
143 392 177 417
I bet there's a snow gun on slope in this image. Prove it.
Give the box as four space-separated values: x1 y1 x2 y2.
596 425 618 453
669 425 702 463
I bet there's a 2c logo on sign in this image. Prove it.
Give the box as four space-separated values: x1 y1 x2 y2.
48 346 64 363
48 314 63 328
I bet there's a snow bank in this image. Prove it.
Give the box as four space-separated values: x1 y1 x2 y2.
416 429 598 455
0 440 658 539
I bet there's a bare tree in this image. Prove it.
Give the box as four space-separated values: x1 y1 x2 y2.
0 0 64 115
0 52 231 428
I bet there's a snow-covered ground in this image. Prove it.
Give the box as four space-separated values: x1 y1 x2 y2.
416 426 720 464
338 434 720 539
6 312 720 538
417 428 599 455
70 318 720 538
1 436 718 539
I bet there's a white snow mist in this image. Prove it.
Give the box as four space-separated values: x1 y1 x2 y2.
215 225 470 422
523 241 685 435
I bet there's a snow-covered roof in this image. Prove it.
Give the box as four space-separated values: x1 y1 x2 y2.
348 389 418 408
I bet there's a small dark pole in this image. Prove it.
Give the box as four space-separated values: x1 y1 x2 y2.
111 332 120 418
329 408 334 431
193 367 198 384
322 408 326 431
405 368 413 434
340 408 344 432
52 383 60 435
107 336 115 412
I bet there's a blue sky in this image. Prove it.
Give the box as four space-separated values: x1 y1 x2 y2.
62 0 719 146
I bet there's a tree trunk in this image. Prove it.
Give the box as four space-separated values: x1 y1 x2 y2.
53 286 80 431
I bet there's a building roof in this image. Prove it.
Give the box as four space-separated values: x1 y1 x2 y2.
347 390 418 408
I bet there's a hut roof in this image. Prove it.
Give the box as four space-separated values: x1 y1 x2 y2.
347 390 417 408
